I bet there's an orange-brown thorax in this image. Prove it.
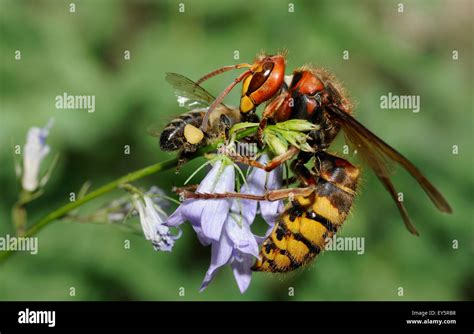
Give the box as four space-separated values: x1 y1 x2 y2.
264 69 326 122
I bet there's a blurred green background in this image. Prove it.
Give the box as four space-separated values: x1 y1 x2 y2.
0 0 472 301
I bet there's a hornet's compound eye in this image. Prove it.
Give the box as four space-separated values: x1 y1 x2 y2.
247 62 275 94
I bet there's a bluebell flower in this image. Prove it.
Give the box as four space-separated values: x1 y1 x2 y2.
166 159 235 245
133 195 181 252
105 186 167 223
166 153 284 293
200 194 260 293
243 154 284 226
198 154 284 293
21 120 53 192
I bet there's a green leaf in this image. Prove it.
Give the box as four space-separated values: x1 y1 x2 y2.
229 122 259 136
275 119 319 132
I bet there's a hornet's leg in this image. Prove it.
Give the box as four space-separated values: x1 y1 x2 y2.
175 186 316 202
229 146 300 172
290 150 317 186
257 93 289 146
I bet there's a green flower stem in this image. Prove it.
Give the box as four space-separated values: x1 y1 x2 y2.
25 157 179 238
0 127 257 264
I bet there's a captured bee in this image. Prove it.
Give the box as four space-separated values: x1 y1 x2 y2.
186 57 452 273
150 73 244 156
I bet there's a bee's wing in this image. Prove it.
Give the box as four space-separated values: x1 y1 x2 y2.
146 73 217 138
166 72 230 110
328 106 452 235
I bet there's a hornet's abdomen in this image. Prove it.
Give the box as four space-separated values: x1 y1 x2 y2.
159 111 205 151
253 153 360 272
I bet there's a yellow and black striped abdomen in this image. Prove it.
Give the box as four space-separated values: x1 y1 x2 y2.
252 154 360 273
